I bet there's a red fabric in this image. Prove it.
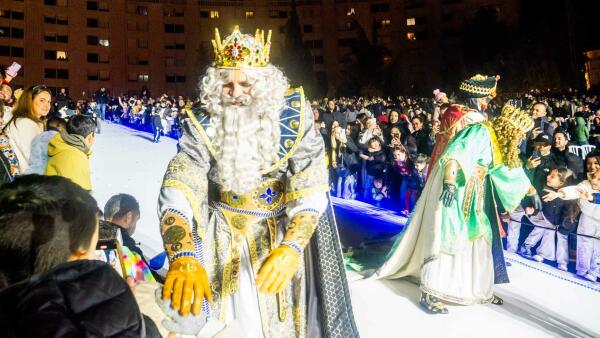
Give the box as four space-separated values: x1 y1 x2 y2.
427 105 466 177
377 114 388 123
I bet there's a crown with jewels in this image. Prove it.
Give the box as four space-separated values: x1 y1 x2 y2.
211 25 272 69
498 103 534 134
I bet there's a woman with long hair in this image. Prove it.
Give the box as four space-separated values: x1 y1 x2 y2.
2 85 51 173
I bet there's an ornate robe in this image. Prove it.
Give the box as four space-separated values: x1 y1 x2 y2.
376 123 530 304
427 104 486 177
158 88 359 338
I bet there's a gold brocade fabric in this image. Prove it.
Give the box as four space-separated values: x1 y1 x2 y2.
211 214 306 338
220 179 286 213
158 83 340 337
462 165 487 222
212 178 307 338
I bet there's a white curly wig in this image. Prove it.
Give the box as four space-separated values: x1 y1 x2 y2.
199 65 289 194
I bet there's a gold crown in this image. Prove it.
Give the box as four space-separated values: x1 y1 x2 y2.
498 104 534 134
211 25 272 69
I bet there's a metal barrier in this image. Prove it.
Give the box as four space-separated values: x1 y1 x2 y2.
508 217 600 241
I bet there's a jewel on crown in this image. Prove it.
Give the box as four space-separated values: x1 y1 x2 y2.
471 74 488 81
211 25 272 69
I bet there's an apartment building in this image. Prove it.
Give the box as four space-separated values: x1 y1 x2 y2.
0 0 519 99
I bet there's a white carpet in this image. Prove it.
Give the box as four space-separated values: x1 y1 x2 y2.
91 122 600 338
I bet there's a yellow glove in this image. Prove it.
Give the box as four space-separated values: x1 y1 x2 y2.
162 257 213 316
255 245 300 294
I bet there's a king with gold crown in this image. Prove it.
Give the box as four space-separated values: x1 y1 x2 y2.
157 26 359 337
374 101 538 314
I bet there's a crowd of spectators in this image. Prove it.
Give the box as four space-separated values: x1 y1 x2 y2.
311 90 600 280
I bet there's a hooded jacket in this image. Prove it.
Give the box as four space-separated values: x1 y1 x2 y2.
0 260 146 337
574 116 590 143
45 132 92 191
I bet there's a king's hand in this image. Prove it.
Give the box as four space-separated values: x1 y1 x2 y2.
162 257 213 316
255 245 300 294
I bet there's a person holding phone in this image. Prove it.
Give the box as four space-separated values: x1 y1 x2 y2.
522 102 555 156
507 133 559 252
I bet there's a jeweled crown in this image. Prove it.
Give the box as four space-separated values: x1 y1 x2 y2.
499 104 534 134
212 25 272 69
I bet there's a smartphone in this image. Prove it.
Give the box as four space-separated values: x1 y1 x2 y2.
531 150 541 160
5 62 21 78
95 239 127 278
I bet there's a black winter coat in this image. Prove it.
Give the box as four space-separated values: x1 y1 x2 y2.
526 153 560 193
552 148 585 180
365 150 387 176
0 260 147 337
342 138 362 174
412 129 433 156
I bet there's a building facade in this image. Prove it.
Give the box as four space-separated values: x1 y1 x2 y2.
584 50 600 90
1 0 519 99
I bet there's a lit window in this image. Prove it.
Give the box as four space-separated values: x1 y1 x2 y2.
347 8 355 16
381 19 391 26
99 39 109 47
56 50 67 60
210 10 219 19
407 32 416 41
407 18 415 26
245 11 254 19
138 74 149 82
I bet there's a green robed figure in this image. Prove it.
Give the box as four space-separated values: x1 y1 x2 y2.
375 103 537 314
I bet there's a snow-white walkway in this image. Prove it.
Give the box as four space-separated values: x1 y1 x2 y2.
91 122 600 338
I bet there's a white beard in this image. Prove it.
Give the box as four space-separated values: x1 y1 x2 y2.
211 95 280 195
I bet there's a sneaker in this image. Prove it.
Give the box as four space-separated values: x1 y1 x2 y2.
518 245 532 258
557 264 567 271
578 272 597 282
532 254 544 262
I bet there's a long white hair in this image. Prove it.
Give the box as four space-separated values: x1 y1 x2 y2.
199 65 288 194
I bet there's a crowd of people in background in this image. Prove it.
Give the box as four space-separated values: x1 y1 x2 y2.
310 90 600 281
2 64 600 337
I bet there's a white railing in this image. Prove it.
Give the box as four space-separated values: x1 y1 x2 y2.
568 144 596 159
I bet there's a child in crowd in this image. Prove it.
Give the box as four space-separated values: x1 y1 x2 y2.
46 115 96 191
518 168 576 271
360 137 387 200
544 168 600 281
389 146 409 206
369 176 389 207
0 175 154 336
400 153 429 214
24 116 67 175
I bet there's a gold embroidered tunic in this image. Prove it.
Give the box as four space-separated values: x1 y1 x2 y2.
158 88 333 338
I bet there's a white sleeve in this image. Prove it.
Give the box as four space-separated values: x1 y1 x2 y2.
559 181 590 200
579 200 600 221
158 186 194 224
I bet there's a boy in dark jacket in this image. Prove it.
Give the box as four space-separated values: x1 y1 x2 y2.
0 175 155 337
